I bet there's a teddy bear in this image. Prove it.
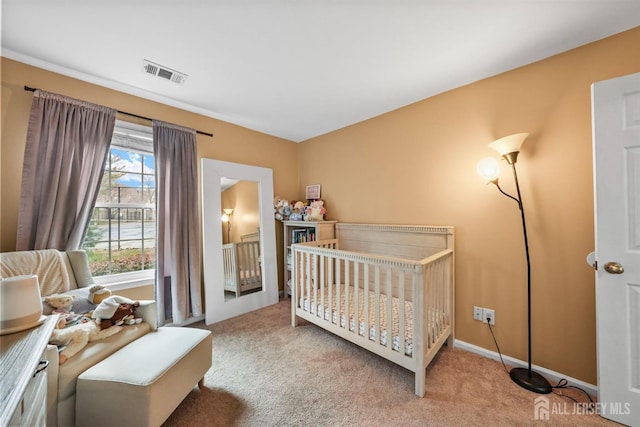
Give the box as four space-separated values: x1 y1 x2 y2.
304 200 326 221
289 200 306 221
91 295 142 329
49 316 122 364
273 196 291 221
43 294 78 325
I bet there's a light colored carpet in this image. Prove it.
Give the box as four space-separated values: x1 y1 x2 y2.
163 300 616 427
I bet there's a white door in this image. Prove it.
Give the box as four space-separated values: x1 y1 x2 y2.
592 72 640 426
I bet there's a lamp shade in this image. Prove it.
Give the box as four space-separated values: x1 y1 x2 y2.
477 157 500 181
0 274 46 335
488 133 528 156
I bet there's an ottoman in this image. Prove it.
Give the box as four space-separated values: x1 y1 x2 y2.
75 327 212 427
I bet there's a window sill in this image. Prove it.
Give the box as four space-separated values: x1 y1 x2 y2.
93 270 155 291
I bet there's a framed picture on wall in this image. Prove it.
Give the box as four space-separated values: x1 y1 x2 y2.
305 184 321 200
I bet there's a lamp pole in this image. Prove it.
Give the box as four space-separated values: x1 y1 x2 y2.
480 133 552 394
496 160 551 394
511 164 532 370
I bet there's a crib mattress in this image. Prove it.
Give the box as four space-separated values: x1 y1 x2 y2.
300 286 414 356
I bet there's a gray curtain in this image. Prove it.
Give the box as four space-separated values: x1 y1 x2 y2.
17 90 116 251
153 120 202 325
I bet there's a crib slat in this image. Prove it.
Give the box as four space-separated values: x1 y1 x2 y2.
431 261 437 346
336 259 341 325
385 267 392 351
424 261 430 347
303 253 313 313
374 265 381 345
344 259 350 331
297 250 303 307
354 260 360 337
364 262 370 341
311 253 317 317
320 252 325 319
329 256 334 322
308 251 314 317
437 261 442 344
436 258 444 336
399 271 405 356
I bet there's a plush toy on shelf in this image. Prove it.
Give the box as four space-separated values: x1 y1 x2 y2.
304 200 326 221
289 200 307 221
274 196 292 221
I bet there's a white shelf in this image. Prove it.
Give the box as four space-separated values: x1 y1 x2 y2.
282 220 336 298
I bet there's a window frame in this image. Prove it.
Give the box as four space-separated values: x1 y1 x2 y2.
83 120 156 289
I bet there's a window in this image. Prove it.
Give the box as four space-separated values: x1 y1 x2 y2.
82 121 156 278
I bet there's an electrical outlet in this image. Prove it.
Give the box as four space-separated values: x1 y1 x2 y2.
483 308 495 325
473 306 483 321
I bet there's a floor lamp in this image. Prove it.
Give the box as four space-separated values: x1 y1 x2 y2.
477 133 552 394
221 209 233 242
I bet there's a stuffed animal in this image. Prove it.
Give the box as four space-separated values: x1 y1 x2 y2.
49 317 122 364
92 295 142 329
304 200 326 221
288 200 306 221
43 294 77 325
105 301 141 329
273 196 291 221
292 200 306 213
88 284 112 304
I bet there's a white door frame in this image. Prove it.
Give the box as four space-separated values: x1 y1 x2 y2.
592 71 640 426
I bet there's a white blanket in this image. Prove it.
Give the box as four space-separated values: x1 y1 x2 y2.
1 249 71 295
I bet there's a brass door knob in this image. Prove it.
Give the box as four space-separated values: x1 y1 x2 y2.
604 262 624 274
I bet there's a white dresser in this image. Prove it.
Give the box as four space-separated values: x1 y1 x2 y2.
0 315 57 426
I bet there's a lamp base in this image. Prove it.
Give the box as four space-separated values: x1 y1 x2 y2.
510 367 552 394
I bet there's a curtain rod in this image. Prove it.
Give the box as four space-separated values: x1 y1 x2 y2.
23 85 213 137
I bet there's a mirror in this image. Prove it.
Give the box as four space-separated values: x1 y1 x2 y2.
201 159 279 324
220 179 262 300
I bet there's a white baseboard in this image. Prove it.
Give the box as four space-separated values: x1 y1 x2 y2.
454 339 598 397
164 314 205 327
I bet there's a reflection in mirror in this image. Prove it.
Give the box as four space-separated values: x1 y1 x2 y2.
220 179 263 301
201 158 278 325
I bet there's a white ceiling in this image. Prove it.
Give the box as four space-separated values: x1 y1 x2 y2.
2 1 639 142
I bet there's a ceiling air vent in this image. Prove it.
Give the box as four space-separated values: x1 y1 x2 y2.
142 60 188 85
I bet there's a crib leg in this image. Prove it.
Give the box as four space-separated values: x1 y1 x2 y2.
291 298 299 327
415 369 426 397
446 332 454 348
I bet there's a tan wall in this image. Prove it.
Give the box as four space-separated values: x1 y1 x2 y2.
297 27 640 384
0 57 298 292
3 27 639 385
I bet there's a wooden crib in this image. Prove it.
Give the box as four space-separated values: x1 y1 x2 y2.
222 240 262 297
291 223 454 397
